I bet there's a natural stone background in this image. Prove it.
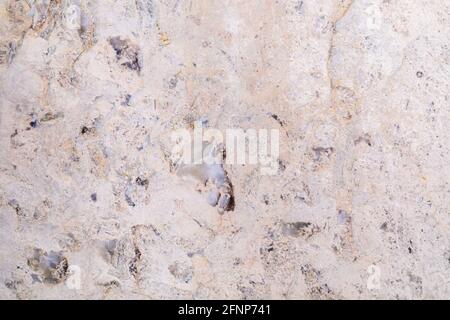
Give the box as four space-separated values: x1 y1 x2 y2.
0 0 449 299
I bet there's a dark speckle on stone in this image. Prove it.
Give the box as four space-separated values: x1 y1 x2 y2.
90 193 97 202
295 1 304 13
278 159 286 171
125 194 135 207
135 177 149 187
7 199 23 216
169 77 178 89
122 94 132 106
109 36 142 73
81 126 95 135
4 280 15 290
416 71 423 78
270 113 285 126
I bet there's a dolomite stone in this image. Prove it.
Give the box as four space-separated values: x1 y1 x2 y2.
0 0 449 299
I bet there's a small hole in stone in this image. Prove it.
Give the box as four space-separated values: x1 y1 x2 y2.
30 120 39 128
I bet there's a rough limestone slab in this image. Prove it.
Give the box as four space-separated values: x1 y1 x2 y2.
0 0 449 299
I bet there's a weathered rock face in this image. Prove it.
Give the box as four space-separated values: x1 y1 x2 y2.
0 0 449 299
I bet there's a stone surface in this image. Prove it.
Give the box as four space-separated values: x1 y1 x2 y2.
0 0 449 299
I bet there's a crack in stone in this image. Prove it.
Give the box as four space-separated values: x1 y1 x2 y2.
325 0 356 256
327 0 354 100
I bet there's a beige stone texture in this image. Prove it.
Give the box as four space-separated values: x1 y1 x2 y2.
0 0 449 299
